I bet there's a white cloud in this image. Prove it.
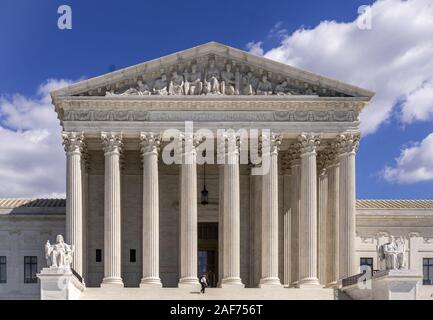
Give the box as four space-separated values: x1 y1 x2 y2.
246 41 264 56
248 0 433 135
0 79 73 198
383 133 433 183
268 21 288 39
401 79 433 123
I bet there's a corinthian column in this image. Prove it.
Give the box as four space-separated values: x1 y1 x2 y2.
178 133 199 288
326 147 339 286
62 132 84 277
289 145 301 287
101 132 124 287
221 131 244 287
317 151 328 286
260 133 282 287
298 133 320 287
337 133 359 279
140 133 162 287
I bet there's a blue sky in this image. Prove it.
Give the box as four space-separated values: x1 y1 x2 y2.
0 0 432 199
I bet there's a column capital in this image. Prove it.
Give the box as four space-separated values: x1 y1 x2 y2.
260 132 282 155
223 130 241 155
62 132 85 154
101 132 123 155
298 133 320 155
336 133 360 155
140 132 161 156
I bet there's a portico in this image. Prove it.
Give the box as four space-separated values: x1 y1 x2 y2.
52 42 374 291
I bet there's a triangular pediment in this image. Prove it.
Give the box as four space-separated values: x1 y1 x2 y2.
51 42 374 99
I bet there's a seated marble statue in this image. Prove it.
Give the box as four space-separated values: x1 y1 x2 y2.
274 80 292 95
183 64 203 95
256 75 274 95
137 80 151 95
220 64 236 95
241 72 256 95
45 235 74 269
153 74 168 95
378 236 406 270
168 71 185 95
203 59 221 94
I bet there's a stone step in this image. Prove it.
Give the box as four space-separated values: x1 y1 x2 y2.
80 287 335 300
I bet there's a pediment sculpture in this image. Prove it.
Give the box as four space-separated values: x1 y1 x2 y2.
377 236 406 270
103 56 337 97
45 234 74 268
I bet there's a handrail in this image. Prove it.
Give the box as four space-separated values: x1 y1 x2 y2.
71 267 83 283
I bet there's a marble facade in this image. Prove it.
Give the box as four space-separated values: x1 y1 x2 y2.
1 43 432 300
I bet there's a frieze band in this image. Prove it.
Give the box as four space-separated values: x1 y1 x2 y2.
63 109 358 122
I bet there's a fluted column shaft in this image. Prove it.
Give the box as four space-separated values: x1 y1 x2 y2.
218 165 224 287
260 133 282 287
178 134 199 287
282 171 291 287
327 160 339 286
290 160 301 287
317 168 328 285
298 134 320 287
63 132 84 276
101 132 123 287
338 134 359 279
221 132 244 287
140 133 162 287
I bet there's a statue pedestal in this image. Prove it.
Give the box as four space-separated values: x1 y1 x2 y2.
37 267 85 300
372 270 422 300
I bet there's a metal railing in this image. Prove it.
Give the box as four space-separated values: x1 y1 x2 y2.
342 269 381 287
71 268 83 283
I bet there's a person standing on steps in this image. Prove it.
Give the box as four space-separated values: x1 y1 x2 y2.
200 274 208 294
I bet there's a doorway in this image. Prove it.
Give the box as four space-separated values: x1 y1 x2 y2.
198 223 218 287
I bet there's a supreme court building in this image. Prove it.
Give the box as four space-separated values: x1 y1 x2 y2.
1 42 433 300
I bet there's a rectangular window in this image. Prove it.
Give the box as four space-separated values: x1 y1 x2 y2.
24 256 37 284
0 256 6 283
423 258 433 285
360 257 374 274
96 249 102 263
130 249 136 263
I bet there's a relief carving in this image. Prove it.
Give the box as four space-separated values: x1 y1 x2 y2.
94 56 348 97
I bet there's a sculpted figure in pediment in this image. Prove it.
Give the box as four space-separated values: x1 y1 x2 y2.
184 64 203 95
137 80 151 95
256 75 273 95
168 71 185 95
241 71 256 95
105 89 117 96
203 59 221 95
153 74 168 95
275 80 292 95
220 63 236 95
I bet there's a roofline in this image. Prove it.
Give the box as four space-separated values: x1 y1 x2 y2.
50 41 375 100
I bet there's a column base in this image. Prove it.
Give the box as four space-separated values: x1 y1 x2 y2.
259 277 282 287
140 277 162 288
178 277 200 290
220 277 245 288
290 281 299 288
298 277 321 288
101 277 124 288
